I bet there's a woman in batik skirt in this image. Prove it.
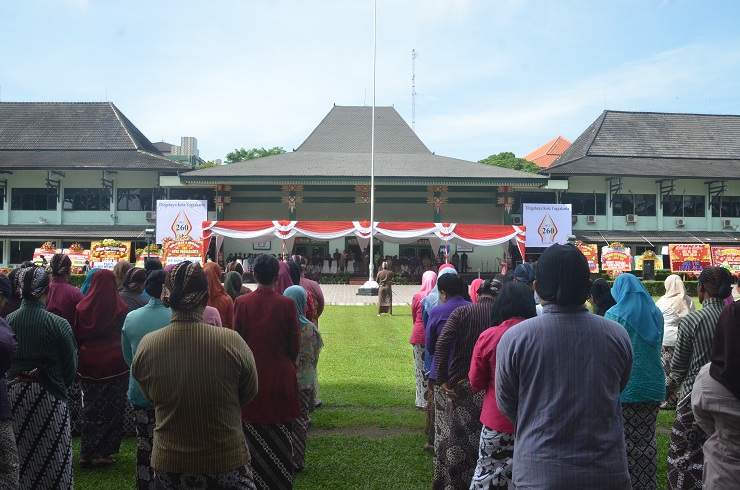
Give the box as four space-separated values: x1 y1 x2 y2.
73 268 130 466
376 262 394 316
469 281 536 489
283 286 323 472
605 274 666 490
234 254 301 490
6 267 78 489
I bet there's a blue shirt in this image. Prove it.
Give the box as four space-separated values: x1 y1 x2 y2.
425 296 470 381
121 298 171 407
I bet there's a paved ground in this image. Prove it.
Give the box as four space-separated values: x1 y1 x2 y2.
318 284 418 306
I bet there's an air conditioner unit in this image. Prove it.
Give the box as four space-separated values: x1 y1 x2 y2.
586 215 597 224
626 214 638 224
571 215 578 225
722 219 733 229
676 218 686 227
512 215 523 226
145 211 157 222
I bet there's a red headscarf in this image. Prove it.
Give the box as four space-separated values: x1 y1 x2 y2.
75 269 128 334
469 278 484 304
203 262 234 329
276 262 293 295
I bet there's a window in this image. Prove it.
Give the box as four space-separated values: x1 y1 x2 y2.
561 192 607 215
10 241 38 265
63 188 111 211
662 195 705 217
711 196 740 218
117 188 166 211
10 188 57 211
513 192 557 214
0 188 4 210
612 194 656 216
169 188 216 212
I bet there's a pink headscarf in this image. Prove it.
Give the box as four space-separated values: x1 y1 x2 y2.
275 261 293 295
417 270 437 299
438 263 455 274
469 278 484 304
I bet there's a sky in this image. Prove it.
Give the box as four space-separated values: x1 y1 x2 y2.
2 0 740 163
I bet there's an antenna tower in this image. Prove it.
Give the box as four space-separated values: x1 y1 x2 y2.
412 49 418 132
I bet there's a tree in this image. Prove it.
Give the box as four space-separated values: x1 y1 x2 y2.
225 146 286 163
194 160 218 170
478 151 541 174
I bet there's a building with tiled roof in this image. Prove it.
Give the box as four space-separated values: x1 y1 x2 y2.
0 102 209 265
534 110 740 251
523 135 571 168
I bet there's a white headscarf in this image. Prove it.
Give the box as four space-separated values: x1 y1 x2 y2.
656 274 694 318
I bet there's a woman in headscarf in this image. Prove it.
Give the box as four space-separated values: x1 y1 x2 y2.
79 267 101 296
605 273 665 490
411 270 437 411
287 260 316 325
468 278 483 304
655 274 695 410
112 260 133 292
283 285 323 472
469 281 537 490
426 273 471 459
0 274 18 489
275 261 293 296
1 268 23 317
119 267 148 312
691 289 740 489
376 261 394 316
73 268 130 466
668 265 732 489
6 267 78 488
224 271 248 302
588 278 616 316
46 254 84 326
203 262 234 330
433 277 503 489
121 270 171 489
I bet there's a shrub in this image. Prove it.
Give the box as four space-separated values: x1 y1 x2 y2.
69 274 86 288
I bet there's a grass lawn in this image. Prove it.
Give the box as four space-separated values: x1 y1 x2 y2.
73 304 676 489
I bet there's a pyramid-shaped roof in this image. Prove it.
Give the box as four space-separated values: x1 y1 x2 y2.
545 110 740 179
0 102 187 171
183 105 546 186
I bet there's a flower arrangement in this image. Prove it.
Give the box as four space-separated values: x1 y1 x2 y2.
608 242 624 249
135 244 162 257
641 250 658 260
100 239 122 247
41 241 56 252
68 242 85 253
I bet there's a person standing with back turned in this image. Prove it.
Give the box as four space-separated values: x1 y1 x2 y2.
496 244 634 489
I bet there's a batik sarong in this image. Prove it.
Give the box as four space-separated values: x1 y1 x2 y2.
433 381 484 490
433 384 447 461
623 401 660 490
80 377 127 461
154 463 256 490
67 379 82 436
470 425 514 490
413 344 428 409
667 403 707 490
243 422 294 490
9 382 73 489
292 387 314 471
661 346 680 407
134 405 156 490
0 419 19 490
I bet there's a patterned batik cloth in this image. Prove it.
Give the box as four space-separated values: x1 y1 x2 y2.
667 403 707 490
425 382 435 449
0 419 19 490
80 377 128 461
242 422 294 490
292 387 315 471
433 384 447 461
9 382 73 489
661 346 680 407
623 401 660 490
67 380 82 436
413 344 428 409
134 406 157 490
154 463 257 490
433 382 484 490
470 425 514 490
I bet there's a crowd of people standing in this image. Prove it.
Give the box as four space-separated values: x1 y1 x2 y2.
0 252 324 489
412 246 740 490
